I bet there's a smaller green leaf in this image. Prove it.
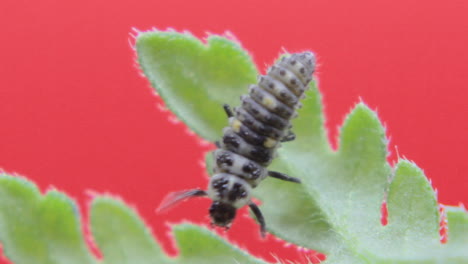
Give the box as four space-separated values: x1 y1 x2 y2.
0 174 271 264
90 196 269 264
90 197 169 264
0 173 95 264
173 224 268 264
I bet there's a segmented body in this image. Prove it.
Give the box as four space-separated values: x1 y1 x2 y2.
158 51 316 235
207 52 316 212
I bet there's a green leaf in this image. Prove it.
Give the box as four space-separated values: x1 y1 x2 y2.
137 30 468 263
0 173 268 264
90 196 268 264
0 173 95 264
136 30 257 142
174 224 267 264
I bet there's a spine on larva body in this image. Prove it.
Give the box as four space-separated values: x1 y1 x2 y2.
209 52 316 209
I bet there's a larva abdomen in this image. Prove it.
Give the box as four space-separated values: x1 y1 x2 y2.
229 52 316 152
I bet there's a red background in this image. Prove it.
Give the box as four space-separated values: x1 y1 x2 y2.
0 0 467 263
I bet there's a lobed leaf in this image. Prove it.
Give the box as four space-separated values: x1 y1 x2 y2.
91 197 268 264
136 30 468 263
0 173 268 264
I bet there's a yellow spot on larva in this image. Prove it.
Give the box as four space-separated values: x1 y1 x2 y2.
264 138 277 148
231 119 242 132
262 96 276 109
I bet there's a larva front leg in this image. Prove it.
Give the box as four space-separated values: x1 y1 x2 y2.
248 201 266 238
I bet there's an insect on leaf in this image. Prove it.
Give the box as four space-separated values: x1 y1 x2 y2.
136 29 468 263
0 30 466 264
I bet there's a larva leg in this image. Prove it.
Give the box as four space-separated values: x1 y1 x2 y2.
280 131 296 142
268 171 301 183
248 201 266 238
223 104 234 118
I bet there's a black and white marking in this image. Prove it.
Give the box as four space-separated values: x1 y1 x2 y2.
158 52 316 237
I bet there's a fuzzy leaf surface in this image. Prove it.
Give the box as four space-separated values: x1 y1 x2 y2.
91 197 267 264
0 174 267 264
0 174 95 264
137 30 468 263
136 30 257 142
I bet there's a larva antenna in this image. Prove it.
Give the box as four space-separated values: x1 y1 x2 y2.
156 189 207 213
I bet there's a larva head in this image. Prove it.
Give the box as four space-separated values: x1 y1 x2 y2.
209 201 237 228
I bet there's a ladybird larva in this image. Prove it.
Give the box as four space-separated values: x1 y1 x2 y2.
158 51 316 237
